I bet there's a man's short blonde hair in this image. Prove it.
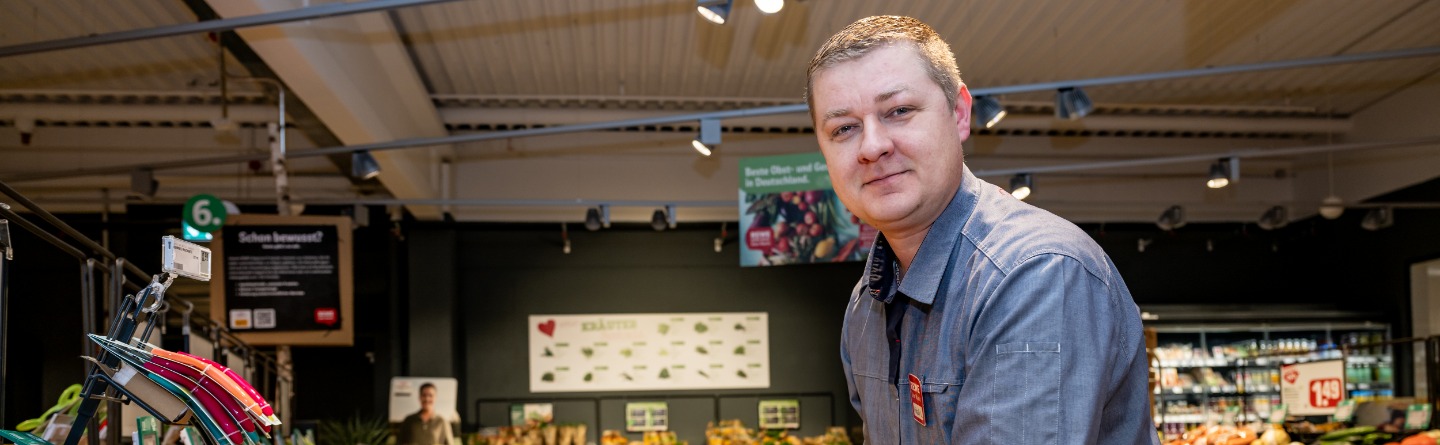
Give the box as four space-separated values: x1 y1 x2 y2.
806 16 963 118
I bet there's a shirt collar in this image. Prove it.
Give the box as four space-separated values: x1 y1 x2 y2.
862 165 984 305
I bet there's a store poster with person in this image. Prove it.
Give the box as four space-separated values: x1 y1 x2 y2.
390 377 461 445
738 152 875 267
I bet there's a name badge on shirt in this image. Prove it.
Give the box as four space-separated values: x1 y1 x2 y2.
909 373 926 426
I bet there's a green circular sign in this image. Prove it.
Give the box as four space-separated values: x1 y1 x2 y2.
183 194 228 233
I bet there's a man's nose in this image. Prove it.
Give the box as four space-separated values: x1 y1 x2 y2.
857 118 893 163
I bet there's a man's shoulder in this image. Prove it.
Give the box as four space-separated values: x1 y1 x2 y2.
964 194 1109 280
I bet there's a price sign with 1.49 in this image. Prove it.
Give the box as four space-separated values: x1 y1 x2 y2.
1279 359 1345 415
1310 378 1343 409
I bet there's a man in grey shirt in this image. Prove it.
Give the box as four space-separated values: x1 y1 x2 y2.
807 15 1159 444
398 383 455 445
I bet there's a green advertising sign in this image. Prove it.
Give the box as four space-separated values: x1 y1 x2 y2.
738 152 874 267
739 152 833 194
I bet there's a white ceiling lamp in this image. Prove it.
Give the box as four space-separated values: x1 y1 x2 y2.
696 0 733 24
1054 87 1094 120
1319 196 1345 220
1009 173 1033 200
972 95 1007 129
692 118 721 156
753 0 783 14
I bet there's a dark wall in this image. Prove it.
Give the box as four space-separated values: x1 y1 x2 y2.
410 223 858 443
413 208 1439 440
0 205 399 430
6 194 1436 436
1080 221 1358 309
2 216 91 430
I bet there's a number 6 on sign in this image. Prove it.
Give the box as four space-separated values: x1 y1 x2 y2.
183 194 228 233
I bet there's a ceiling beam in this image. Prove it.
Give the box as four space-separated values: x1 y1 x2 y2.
4 45 1436 183
0 0 460 58
206 0 451 220
0 102 1352 135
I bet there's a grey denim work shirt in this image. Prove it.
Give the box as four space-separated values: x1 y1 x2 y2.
841 165 1159 444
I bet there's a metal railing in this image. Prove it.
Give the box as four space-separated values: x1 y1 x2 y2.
0 179 290 445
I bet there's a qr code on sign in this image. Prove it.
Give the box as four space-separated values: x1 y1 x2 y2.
254 308 277 329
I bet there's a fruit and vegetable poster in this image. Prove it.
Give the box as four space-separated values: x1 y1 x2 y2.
739 153 875 267
528 313 770 393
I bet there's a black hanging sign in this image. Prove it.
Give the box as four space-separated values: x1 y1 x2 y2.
212 215 354 346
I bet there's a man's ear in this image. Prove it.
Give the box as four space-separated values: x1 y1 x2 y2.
955 84 973 141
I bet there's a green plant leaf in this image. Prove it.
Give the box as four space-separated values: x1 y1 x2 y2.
317 417 390 445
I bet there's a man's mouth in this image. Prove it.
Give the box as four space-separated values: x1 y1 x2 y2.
864 170 906 186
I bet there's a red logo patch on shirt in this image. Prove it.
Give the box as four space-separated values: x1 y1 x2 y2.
909 373 926 426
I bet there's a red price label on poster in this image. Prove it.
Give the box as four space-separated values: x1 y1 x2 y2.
1280 359 1346 415
1309 378 1343 408
745 226 774 254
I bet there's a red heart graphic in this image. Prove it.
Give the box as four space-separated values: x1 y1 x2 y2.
1283 369 1299 384
538 320 556 337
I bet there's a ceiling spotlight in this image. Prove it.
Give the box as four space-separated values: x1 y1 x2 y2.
651 205 677 231
584 205 610 231
14 115 36 145
1207 161 1229 189
1361 207 1393 231
753 0 783 14
210 117 238 137
693 118 721 156
690 139 712 156
1156 205 1186 231
1257 205 1288 231
1009 173 1033 200
696 0 733 24
972 95 1007 129
1054 87 1094 120
1206 157 1239 189
352 150 381 180
1319 195 1345 220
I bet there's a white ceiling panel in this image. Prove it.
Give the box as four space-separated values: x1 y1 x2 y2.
1 0 1437 223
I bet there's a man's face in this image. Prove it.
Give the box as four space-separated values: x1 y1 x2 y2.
811 43 971 233
419 387 436 409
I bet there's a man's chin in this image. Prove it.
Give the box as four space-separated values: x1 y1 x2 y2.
860 202 918 225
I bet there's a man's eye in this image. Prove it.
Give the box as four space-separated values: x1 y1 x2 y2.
889 106 915 117
832 125 857 137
